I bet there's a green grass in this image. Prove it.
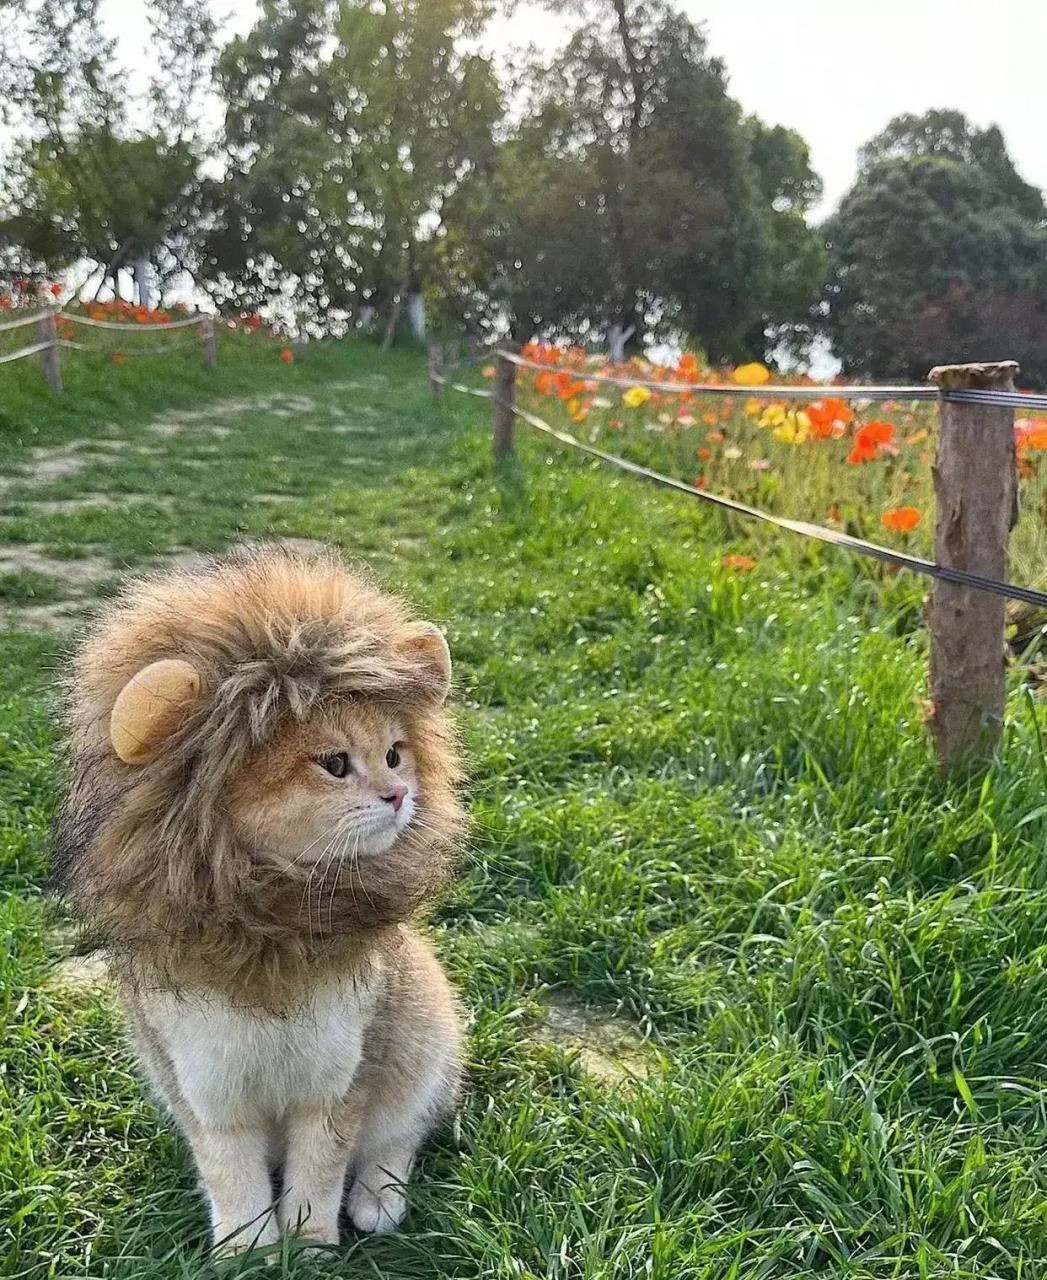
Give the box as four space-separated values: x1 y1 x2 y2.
3 340 1047 1279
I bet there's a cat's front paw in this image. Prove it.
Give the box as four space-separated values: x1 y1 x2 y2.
345 1180 407 1234
212 1216 281 1257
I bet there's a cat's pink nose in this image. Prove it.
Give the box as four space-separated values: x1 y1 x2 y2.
381 784 408 812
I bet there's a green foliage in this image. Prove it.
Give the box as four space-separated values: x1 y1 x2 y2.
201 0 500 330
0 0 216 288
3 347 1047 1277
825 111 1047 384
442 1 824 362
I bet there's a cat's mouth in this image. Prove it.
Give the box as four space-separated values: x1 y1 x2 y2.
349 798 414 856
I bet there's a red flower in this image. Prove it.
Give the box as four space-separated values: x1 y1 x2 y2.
49 282 63 297
279 348 294 363
694 476 707 490
881 506 921 533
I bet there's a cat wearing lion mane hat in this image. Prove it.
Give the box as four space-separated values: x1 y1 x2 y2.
53 543 465 1254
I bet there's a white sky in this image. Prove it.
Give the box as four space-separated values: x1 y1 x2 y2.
98 0 1045 219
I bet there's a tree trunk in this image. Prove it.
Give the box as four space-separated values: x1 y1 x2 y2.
407 290 425 341
133 253 155 310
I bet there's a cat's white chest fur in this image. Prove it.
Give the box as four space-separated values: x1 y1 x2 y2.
144 975 380 1128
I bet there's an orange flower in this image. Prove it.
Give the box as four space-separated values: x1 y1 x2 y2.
1016 418 1047 452
881 506 921 533
859 420 895 446
694 476 707 490
904 429 929 446
697 447 712 461
279 348 294 363
111 353 126 365
481 365 495 379
702 411 718 426
706 430 725 443
806 397 854 439
722 554 757 571
848 420 896 463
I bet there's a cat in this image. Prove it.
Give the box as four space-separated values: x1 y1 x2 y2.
54 544 466 1252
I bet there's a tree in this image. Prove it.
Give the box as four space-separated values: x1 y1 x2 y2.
444 0 823 362
744 119 825 359
825 114 1047 384
0 0 216 303
858 110 1044 221
202 0 501 335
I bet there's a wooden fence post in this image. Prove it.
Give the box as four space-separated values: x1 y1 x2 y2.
36 312 62 392
200 315 217 369
927 359 1019 773
428 343 443 397
493 349 517 459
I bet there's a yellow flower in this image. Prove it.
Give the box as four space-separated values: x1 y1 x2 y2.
566 397 587 422
759 404 786 428
744 398 763 417
622 385 651 408
733 362 771 387
772 410 811 444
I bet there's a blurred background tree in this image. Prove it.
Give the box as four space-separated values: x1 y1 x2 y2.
0 0 216 305
0 3 1043 376
825 109 1047 384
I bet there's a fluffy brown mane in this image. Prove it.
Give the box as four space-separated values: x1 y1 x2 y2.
54 544 464 1006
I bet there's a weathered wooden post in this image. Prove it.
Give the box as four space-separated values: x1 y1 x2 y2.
36 312 62 392
200 315 217 369
427 343 443 397
927 360 1019 773
492 349 517 459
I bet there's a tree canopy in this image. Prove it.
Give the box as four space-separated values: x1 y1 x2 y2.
825 110 1047 384
1 9 1043 378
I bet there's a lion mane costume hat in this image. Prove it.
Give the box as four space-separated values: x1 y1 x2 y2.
54 543 463 999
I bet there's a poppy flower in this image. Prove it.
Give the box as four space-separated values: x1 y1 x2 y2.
722 554 757 571
881 506 921 533
694 475 707 490
733 362 770 387
697 447 712 461
622 386 651 408
702 412 718 426
49 282 63 297
706 430 725 443
279 348 294 363
111 353 127 365
806 397 853 438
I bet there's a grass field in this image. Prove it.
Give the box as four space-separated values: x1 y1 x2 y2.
3 339 1047 1279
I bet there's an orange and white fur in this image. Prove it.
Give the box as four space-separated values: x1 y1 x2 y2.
54 546 466 1252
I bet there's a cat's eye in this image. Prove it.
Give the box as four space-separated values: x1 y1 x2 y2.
318 751 350 778
386 744 402 769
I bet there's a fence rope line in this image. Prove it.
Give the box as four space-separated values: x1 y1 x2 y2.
0 340 57 366
433 371 1047 611
58 311 206 331
0 312 50 334
494 349 1047 412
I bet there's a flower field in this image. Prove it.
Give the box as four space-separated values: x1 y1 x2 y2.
502 344 1047 592
1 283 296 366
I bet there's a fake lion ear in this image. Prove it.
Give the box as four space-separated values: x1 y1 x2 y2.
402 622 452 703
110 659 202 764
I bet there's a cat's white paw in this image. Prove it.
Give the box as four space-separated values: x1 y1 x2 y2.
345 1180 407 1234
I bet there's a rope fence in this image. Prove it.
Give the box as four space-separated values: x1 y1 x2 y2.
431 344 1043 775
0 307 217 392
